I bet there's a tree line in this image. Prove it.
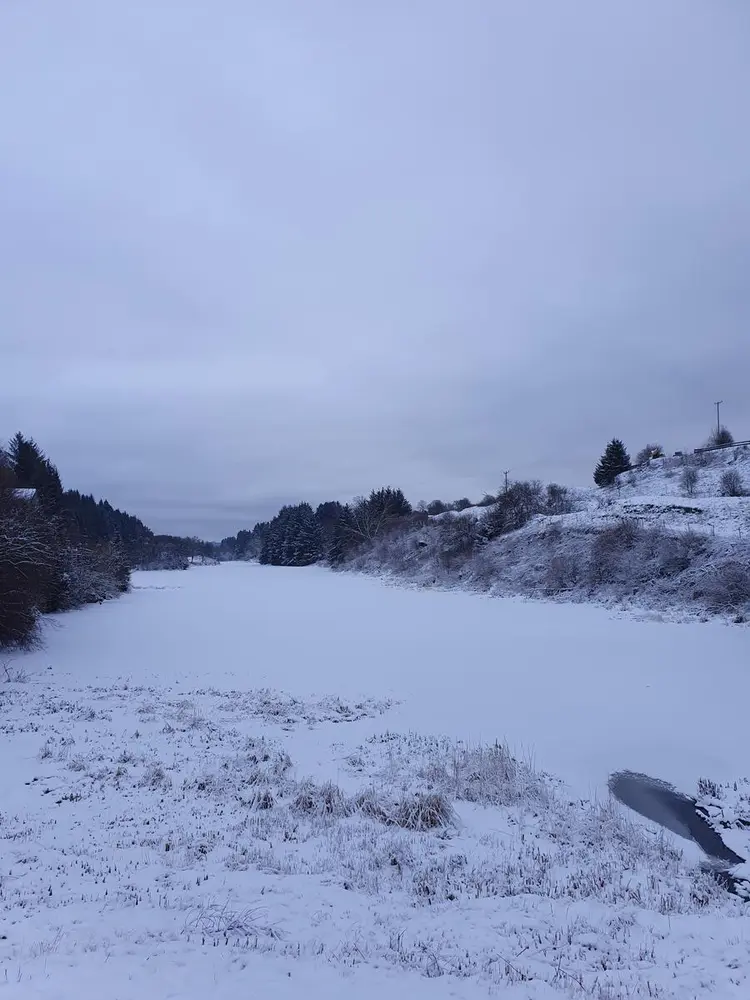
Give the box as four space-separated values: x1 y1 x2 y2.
222 421 745 574
219 488 416 566
219 481 578 568
0 433 209 649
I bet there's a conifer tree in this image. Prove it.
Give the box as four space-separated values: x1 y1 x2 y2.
594 439 631 487
290 503 322 565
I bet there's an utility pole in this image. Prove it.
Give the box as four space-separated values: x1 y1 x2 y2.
715 400 723 437
503 470 510 494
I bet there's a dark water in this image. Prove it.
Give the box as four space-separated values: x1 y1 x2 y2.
608 770 745 866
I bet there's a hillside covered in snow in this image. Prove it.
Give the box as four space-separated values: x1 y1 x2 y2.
348 444 750 621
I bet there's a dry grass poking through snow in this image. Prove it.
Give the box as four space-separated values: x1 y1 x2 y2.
2 679 750 997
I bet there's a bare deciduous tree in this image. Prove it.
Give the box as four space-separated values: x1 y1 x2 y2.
680 467 699 497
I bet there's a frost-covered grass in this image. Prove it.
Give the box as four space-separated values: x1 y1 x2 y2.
5 565 750 998
3 677 750 999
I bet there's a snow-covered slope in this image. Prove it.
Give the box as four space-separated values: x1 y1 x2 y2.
434 445 750 539
580 445 750 538
354 446 750 621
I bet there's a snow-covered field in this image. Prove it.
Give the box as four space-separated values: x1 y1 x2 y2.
3 563 750 998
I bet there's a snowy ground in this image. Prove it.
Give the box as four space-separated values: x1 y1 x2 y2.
436 447 750 540
3 563 750 997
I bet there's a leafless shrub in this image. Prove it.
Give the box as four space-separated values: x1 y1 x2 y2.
359 530 414 574
680 467 699 497
437 515 479 568
588 519 641 585
701 560 750 613
657 529 706 576
720 469 745 497
545 553 580 593
2 661 28 683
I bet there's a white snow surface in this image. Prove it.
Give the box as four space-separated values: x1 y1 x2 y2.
3 563 750 998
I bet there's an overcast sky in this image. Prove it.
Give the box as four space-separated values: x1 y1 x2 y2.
2 2 749 539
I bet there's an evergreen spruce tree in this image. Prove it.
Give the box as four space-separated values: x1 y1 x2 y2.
9 433 64 510
594 439 631 487
279 506 297 565
0 446 16 487
326 517 350 565
259 518 279 564
290 503 322 565
367 486 412 521
315 501 350 564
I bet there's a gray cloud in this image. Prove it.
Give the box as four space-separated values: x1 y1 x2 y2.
2 1 749 537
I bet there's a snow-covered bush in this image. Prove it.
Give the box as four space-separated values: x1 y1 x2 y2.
635 443 665 466
700 559 750 614
60 543 130 609
720 469 745 497
588 519 641 586
656 529 707 577
545 482 576 514
0 489 57 647
545 551 581 593
436 514 479 569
